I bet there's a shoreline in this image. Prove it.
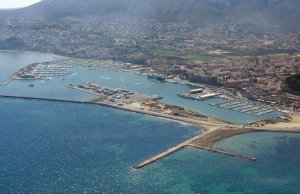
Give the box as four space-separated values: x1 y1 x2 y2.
0 94 229 131
1 49 300 168
2 94 300 169
0 49 64 59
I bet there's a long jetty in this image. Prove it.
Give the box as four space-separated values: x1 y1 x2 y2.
133 142 187 169
133 132 257 170
0 75 15 86
133 143 256 170
133 131 210 169
187 144 257 161
0 94 231 131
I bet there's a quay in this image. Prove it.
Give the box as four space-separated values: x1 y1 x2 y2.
178 89 219 101
66 82 162 105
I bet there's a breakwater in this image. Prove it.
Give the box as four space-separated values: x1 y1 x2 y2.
187 144 257 161
2 94 299 170
0 94 229 131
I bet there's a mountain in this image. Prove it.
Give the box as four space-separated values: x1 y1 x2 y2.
1 0 300 29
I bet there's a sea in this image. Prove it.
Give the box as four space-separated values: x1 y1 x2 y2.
0 51 299 194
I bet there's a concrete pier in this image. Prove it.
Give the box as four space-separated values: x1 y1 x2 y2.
133 143 186 169
133 132 210 169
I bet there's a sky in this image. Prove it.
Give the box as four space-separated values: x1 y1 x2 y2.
0 0 42 9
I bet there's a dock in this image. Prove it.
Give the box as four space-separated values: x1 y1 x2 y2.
133 142 187 169
209 98 278 116
133 141 256 170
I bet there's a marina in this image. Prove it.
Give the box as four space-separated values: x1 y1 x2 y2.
15 62 72 80
209 98 278 116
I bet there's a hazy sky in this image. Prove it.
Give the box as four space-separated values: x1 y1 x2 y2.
0 0 42 9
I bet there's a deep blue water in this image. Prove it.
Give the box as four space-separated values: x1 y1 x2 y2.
0 98 300 194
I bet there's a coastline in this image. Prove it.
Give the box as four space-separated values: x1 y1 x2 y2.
0 49 64 59
1 49 300 169
2 94 300 169
0 94 227 131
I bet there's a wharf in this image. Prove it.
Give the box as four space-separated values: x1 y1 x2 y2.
66 83 162 105
178 92 218 101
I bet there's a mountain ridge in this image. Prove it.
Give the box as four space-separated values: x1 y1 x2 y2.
1 0 300 29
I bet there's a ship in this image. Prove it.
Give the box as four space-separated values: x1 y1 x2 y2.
147 73 166 82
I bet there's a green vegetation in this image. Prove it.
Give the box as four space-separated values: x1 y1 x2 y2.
218 47 300 57
147 49 219 61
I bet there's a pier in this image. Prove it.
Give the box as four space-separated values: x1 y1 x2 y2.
0 75 15 86
133 139 257 170
67 82 162 105
178 90 219 101
133 131 211 169
133 142 186 169
187 144 257 161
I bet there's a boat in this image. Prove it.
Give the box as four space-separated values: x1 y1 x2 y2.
28 84 34 87
147 73 166 82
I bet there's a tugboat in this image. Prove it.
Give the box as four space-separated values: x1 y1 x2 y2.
28 84 34 87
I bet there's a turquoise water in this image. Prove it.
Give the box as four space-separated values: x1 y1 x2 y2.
0 97 200 193
0 51 299 193
0 98 299 194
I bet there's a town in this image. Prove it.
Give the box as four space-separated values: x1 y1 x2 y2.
1 17 299 113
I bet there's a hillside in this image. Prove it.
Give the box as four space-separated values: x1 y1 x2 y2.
286 74 300 93
1 0 300 29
